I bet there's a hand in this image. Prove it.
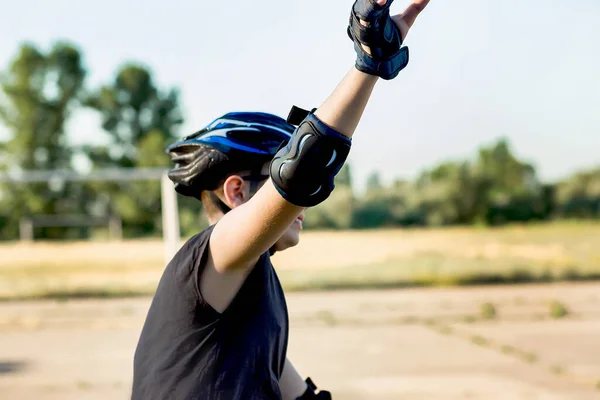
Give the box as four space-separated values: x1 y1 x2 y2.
357 0 430 56
391 0 431 42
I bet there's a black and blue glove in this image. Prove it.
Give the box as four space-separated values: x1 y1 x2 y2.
347 0 409 80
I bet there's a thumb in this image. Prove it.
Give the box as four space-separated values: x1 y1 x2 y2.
376 0 387 5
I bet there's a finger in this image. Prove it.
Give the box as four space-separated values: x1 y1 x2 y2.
356 0 390 54
397 0 430 31
360 0 388 26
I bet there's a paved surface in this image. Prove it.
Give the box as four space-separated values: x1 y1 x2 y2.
1 283 599 399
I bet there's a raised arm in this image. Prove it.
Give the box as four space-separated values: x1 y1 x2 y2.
208 67 377 271
209 0 429 273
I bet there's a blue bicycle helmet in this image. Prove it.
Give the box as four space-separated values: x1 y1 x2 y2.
166 111 296 199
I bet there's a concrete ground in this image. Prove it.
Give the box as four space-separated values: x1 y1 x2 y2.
0 283 599 399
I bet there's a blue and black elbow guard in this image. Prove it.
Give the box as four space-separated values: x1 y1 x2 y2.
270 107 351 208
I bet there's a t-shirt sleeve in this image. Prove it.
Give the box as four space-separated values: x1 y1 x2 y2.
187 225 270 318
187 225 222 318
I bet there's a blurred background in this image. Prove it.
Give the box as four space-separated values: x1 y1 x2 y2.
0 0 599 399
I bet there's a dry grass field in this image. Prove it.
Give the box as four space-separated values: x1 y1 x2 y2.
1 222 599 300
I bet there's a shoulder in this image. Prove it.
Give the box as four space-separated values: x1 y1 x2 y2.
167 225 216 269
183 224 217 252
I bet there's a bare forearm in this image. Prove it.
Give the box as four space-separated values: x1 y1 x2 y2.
280 358 308 400
314 67 379 138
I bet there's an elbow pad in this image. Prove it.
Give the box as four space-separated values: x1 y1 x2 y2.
270 111 351 207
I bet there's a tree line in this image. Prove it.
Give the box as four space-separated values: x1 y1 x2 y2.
0 41 598 240
311 142 599 230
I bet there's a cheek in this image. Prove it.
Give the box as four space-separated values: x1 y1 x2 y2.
281 221 302 241
283 227 294 239
286 225 301 241
275 227 301 251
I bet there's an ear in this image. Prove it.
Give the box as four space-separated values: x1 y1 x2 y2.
222 175 251 208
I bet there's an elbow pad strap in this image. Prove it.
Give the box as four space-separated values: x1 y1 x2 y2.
296 377 332 400
270 112 351 207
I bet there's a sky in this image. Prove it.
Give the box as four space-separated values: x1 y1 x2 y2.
0 0 598 191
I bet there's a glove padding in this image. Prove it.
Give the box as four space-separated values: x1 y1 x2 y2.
347 0 409 80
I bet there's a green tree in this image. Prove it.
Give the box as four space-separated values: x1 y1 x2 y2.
475 138 538 195
86 64 183 168
351 192 395 228
474 138 545 224
366 171 383 192
85 64 184 236
0 42 87 239
304 186 355 230
555 168 600 218
413 162 474 226
336 164 353 188
304 164 355 230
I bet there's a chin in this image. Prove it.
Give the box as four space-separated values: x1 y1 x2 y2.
273 228 301 252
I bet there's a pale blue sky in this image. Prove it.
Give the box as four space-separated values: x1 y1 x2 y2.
1 0 598 190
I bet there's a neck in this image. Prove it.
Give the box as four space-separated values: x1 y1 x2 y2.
207 213 224 226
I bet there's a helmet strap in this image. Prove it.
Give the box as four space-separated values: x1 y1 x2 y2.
208 167 268 215
208 191 232 215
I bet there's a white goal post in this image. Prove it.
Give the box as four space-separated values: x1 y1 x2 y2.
0 168 181 264
19 214 123 241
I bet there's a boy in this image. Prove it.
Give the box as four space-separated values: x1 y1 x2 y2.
132 0 431 399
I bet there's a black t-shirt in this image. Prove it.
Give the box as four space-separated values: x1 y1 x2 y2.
132 225 289 400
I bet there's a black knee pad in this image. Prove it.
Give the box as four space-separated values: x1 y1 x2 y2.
270 112 351 207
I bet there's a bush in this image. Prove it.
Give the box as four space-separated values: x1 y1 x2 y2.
480 302 497 320
549 301 568 319
470 335 489 347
